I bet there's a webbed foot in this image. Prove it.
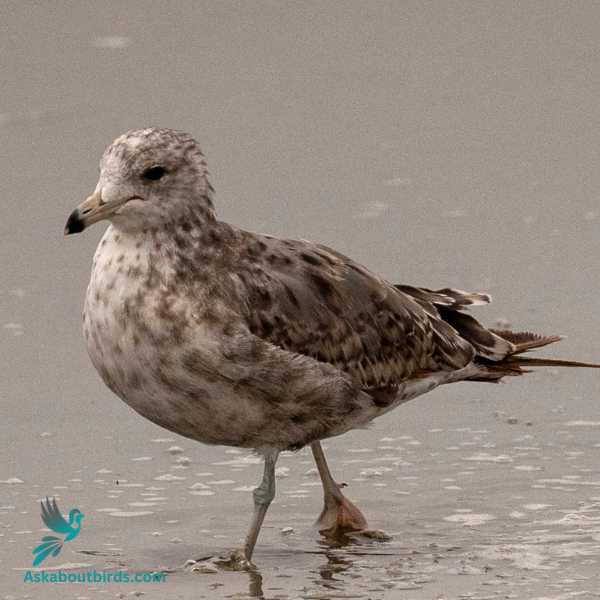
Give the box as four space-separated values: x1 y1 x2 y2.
187 549 256 573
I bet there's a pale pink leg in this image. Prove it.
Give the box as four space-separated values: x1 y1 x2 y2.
310 441 368 535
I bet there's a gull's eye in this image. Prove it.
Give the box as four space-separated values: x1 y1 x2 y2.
142 166 167 181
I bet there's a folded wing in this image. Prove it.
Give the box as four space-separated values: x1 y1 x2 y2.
234 235 476 389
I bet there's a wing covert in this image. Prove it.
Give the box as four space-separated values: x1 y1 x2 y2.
233 235 474 388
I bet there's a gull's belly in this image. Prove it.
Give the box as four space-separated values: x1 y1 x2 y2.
84 292 271 447
82 236 269 447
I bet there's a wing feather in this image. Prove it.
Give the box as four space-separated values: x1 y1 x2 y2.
232 234 475 388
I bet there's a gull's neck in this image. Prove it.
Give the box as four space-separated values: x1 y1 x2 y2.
92 206 232 292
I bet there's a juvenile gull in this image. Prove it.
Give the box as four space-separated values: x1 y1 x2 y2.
65 128 600 568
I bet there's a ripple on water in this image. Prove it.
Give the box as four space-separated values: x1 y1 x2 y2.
107 510 154 517
444 513 496 526
523 503 553 510
154 473 186 482
462 453 513 463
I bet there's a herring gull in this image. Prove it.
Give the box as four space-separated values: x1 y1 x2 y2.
65 128 600 568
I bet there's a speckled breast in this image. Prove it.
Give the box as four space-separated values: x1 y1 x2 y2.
82 227 264 447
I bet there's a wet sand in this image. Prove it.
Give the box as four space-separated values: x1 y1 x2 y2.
2 2 600 598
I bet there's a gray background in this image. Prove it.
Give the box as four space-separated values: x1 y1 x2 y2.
1 2 599 599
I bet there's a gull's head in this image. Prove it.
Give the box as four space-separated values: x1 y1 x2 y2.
65 128 214 235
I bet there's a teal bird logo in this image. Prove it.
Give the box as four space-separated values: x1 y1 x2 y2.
32 497 84 567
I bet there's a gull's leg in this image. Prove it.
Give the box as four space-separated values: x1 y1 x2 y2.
192 450 279 571
311 441 368 535
243 449 279 561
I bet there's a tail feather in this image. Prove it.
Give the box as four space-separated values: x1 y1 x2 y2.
472 333 600 381
395 283 600 382
501 355 600 369
490 329 564 354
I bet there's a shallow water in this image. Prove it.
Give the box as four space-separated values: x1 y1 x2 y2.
2 2 600 599
4 402 600 599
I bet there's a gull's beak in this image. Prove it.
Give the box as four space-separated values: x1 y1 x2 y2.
64 189 128 235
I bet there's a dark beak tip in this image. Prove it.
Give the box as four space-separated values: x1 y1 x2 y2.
64 210 85 235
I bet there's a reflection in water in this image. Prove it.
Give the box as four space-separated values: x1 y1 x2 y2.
241 549 355 599
316 549 354 594
247 568 264 598
317 530 395 554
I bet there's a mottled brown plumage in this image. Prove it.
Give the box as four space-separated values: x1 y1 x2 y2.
224 234 468 387
65 127 600 567
68 127 600 448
